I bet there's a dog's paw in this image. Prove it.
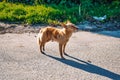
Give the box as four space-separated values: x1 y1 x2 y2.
64 53 68 56
61 56 65 60
41 51 46 54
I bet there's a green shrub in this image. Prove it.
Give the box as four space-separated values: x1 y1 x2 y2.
0 1 120 24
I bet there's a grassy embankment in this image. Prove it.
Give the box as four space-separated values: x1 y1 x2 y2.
0 1 120 25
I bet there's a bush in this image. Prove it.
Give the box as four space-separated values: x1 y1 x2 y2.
0 1 120 24
0 2 80 24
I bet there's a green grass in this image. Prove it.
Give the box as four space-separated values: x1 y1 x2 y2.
0 1 120 25
0 2 80 24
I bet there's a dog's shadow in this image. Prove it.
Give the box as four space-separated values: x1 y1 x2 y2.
43 53 120 80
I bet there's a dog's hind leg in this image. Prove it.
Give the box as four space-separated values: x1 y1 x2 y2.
43 43 45 51
40 43 45 54
40 44 42 53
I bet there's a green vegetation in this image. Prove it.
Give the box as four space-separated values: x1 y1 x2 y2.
0 0 120 25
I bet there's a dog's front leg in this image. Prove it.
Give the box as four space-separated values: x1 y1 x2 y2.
59 43 65 59
63 42 67 55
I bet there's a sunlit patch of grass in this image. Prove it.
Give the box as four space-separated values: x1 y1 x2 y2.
0 1 120 24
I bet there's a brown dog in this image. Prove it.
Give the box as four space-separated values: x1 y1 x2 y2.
37 21 78 59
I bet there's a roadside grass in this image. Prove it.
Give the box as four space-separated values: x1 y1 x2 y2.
0 2 80 24
0 2 119 25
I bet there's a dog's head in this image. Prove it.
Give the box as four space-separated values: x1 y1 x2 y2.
61 21 78 32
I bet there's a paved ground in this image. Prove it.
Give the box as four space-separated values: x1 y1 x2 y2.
0 31 120 80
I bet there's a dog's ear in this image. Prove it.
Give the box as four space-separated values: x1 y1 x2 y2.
60 23 67 28
67 20 71 24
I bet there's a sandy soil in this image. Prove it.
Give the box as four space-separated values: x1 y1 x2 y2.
0 31 120 80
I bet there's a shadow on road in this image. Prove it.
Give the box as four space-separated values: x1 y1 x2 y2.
95 31 120 38
44 54 120 80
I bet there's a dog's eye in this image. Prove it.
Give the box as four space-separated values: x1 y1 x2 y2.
71 26 75 28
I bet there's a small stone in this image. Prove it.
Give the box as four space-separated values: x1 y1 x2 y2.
87 60 92 63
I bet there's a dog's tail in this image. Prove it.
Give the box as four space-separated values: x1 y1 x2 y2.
37 33 41 45
37 28 42 45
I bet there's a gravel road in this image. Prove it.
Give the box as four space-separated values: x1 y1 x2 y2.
0 31 120 80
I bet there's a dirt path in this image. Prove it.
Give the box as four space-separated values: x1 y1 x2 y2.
0 31 120 80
